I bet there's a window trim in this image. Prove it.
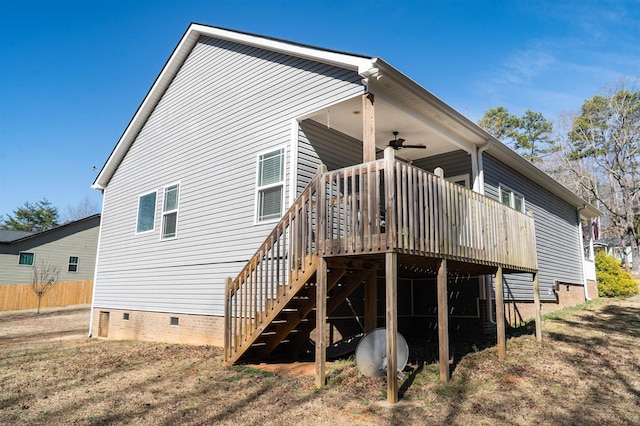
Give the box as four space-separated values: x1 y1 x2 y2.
18 251 35 266
135 190 158 234
254 146 286 224
161 182 181 240
498 184 526 213
445 174 470 188
68 256 79 273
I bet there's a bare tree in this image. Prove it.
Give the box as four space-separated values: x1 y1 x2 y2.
62 196 100 222
31 259 59 315
552 79 640 273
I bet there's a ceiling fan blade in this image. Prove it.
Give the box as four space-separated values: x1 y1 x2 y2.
400 144 427 149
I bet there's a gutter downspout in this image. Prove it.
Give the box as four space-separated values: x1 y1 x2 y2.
577 205 592 301
476 139 492 195
476 139 495 324
87 189 106 337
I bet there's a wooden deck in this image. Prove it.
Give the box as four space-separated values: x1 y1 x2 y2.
224 148 538 367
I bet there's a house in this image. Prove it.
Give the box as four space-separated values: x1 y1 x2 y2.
89 23 599 401
0 214 101 310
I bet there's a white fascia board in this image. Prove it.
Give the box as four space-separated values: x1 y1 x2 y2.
369 59 601 217
189 24 375 73
93 23 376 190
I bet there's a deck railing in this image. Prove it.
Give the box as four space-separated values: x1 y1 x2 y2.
225 150 538 361
316 151 537 271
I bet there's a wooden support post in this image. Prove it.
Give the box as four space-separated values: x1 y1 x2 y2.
437 259 450 382
384 147 397 249
385 252 398 403
315 257 327 388
364 271 377 332
362 93 375 163
495 266 506 361
224 277 232 362
533 272 542 342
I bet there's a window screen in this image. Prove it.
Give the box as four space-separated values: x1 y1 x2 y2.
256 149 285 222
162 184 180 239
137 191 157 233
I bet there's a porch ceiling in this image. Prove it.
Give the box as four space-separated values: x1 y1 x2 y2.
306 96 471 162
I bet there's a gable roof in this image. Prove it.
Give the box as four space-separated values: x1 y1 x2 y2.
92 23 376 191
0 214 101 245
0 230 35 243
93 23 600 218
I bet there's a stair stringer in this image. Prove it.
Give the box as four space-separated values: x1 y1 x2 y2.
226 255 319 363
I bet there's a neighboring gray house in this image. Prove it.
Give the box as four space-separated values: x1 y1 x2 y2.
89 23 599 364
1 215 100 311
0 215 101 285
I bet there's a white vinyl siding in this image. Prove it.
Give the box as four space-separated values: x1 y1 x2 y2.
484 154 584 302
162 183 180 239
136 191 157 233
93 35 364 316
256 148 284 222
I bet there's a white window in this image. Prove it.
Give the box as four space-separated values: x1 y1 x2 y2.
18 252 35 266
446 174 470 188
68 256 79 272
499 185 525 213
162 183 180 239
256 148 285 222
136 191 157 233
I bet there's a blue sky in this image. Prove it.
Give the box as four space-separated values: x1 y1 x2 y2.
1 0 638 218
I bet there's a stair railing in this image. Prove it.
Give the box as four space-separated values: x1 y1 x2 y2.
224 168 322 362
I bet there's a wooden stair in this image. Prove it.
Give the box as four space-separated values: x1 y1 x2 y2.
225 153 538 364
224 171 322 364
228 259 377 363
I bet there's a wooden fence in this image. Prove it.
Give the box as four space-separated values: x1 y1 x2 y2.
0 280 93 311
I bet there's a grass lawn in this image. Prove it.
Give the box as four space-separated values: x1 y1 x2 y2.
1 295 638 425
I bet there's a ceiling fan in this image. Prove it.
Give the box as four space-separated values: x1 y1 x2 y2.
388 131 426 150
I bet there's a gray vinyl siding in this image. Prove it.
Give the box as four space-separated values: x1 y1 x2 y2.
297 119 365 193
94 36 364 316
412 150 473 183
483 154 584 301
0 216 100 285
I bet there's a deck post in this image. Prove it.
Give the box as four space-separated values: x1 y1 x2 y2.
533 272 542 342
384 148 396 249
385 251 398 403
495 266 506 361
224 277 232 362
364 271 377 332
315 257 327 388
362 93 375 163
437 258 450 381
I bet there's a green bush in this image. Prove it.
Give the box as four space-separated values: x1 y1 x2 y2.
595 252 639 298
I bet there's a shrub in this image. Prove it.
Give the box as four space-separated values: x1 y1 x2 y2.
595 252 639 298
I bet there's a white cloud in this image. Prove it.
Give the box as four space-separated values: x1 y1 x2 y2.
493 49 555 86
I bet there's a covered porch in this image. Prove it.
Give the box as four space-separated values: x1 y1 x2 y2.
225 144 541 403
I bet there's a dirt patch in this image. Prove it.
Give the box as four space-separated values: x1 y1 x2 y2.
247 361 317 376
1 296 639 425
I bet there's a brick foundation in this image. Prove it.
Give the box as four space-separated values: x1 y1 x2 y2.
481 281 599 330
90 308 224 347
586 279 599 299
505 283 594 326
